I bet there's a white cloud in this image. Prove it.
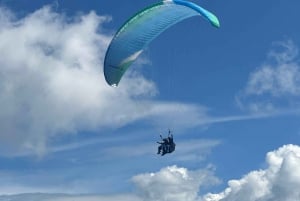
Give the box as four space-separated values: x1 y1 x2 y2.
237 40 300 113
0 194 141 201
132 165 220 201
202 144 300 201
245 63 300 97
2 144 300 201
0 166 220 200
245 40 300 97
268 40 299 64
0 6 115 156
49 195 141 201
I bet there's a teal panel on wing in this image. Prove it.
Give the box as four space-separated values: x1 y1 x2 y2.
104 0 220 86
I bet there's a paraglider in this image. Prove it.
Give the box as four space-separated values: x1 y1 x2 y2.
103 0 220 87
157 129 176 156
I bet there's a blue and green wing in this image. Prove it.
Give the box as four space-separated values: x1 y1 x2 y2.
104 0 220 86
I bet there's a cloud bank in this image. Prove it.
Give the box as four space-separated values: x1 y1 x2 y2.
203 144 300 201
0 145 300 201
2 144 300 201
0 165 220 201
132 165 220 201
0 194 141 201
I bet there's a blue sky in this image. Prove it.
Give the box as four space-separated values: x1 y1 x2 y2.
0 0 300 200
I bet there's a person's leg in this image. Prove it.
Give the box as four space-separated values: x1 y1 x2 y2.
157 145 162 154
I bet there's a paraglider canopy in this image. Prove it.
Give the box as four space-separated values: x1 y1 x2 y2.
104 0 220 86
